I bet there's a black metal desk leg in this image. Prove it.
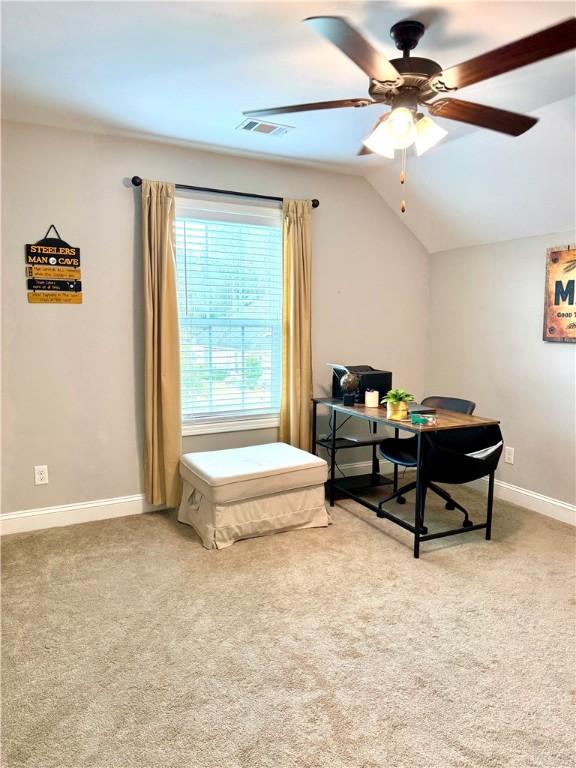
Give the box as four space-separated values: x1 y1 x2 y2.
371 420 379 477
393 427 399 493
311 401 318 456
329 408 337 507
486 471 495 540
413 432 423 559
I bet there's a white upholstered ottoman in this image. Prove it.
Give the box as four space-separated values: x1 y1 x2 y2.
177 442 329 549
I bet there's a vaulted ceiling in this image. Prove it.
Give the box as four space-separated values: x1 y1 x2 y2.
2 1 575 252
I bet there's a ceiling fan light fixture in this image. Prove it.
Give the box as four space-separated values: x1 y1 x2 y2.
363 117 395 158
414 115 448 156
385 107 417 149
363 106 419 157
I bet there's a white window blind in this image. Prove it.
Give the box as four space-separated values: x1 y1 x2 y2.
174 194 283 428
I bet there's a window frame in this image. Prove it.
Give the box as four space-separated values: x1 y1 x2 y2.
174 193 283 436
182 413 280 437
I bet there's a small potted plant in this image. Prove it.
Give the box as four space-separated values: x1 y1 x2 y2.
381 388 414 421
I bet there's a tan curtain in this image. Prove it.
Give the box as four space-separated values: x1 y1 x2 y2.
279 199 313 450
142 180 182 507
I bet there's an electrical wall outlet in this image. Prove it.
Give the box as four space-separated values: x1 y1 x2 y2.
34 465 49 485
504 447 515 465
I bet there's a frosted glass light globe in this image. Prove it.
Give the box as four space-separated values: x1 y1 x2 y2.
414 115 448 155
385 107 416 149
363 119 395 158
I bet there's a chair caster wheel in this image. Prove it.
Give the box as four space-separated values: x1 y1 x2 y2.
445 501 456 510
396 496 406 505
462 519 473 528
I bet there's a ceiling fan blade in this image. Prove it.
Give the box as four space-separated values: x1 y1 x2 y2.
305 16 401 83
433 17 576 91
428 98 538 136
243 98 374 118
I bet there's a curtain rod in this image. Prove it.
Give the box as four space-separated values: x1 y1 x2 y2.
130 176 319 208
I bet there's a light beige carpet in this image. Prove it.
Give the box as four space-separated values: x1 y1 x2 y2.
2 486 575 768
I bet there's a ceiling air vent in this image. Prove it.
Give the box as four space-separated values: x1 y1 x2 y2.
236 118 292 137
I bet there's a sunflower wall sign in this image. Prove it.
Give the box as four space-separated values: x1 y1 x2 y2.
543 245 576 343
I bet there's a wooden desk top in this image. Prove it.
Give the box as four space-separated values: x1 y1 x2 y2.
313 398 500 433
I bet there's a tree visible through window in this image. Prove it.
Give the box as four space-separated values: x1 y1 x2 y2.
174 195 282 424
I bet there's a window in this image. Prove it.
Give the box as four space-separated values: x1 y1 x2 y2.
174 194 283 435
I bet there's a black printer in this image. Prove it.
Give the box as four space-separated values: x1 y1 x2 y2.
328 364 392 405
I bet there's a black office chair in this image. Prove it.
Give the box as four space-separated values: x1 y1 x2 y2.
378 396 478 530
411 425 503 533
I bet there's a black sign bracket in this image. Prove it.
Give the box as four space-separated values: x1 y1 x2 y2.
42 224 63 241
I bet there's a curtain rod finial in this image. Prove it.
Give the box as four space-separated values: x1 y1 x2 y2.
312 199 320 208
131 176 143 187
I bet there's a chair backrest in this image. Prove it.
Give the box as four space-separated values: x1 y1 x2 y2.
423 424 503 485
422 396 476 414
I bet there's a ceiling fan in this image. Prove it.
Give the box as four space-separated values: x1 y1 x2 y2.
244 15 576 162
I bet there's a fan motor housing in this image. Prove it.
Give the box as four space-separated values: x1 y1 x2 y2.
369 57 443 104
391 57 442 79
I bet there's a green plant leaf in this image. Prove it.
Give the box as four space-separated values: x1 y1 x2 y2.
381 387 414 403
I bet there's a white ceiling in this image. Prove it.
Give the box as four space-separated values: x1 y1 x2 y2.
2 1 575 251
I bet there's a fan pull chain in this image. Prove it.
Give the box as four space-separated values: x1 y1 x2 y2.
400 148 407 213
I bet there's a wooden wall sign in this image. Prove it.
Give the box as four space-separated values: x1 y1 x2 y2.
25 225 82 304
543 244 576 342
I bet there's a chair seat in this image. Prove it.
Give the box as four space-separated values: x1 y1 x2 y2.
379 436 418 467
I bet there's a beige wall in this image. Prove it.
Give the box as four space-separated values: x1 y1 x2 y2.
3 122 573 516
427 232 576 505
1 121 429 513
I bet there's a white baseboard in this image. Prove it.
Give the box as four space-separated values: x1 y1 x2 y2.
2 462 573 536
341 460 575 527
0 460 383 536
0 494 160 536
470 477 575 526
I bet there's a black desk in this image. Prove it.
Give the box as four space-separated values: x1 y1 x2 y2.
312 398 500 558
